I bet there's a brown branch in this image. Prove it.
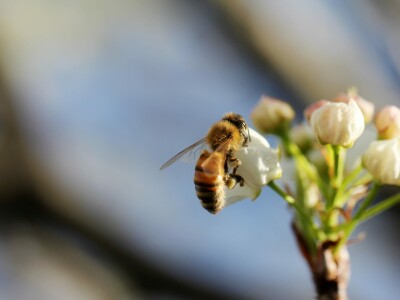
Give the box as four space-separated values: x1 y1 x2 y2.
292 223 350 300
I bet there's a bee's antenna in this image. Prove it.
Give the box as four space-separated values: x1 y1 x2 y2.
248 127 251 142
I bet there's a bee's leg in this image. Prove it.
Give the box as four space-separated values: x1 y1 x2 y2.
230 174 244 186
223 158 237 189
224 173 244 188
242 133 249 147
228 156 241 175
225 153 244 187
224 174 237 190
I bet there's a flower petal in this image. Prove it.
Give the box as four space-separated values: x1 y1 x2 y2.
363 137 400 186
224 128 282 207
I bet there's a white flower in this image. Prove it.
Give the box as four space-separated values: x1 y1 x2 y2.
374 105 400 140
310 99 365 148
251 95 295 134
224 128 282 207
362 138 400 186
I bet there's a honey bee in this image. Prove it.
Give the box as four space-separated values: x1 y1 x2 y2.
160 113 251 214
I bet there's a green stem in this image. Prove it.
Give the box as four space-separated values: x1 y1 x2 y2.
276 128 324 254
268 181 295 206
342 162 363 188
334 221 357 255
334 164 364 208
354 182 380 219
326 144 335 179
329 146 346 208
334 182 380 254
359 191 400 222
268 181 317 254
352 172 373 187
333 145 346 188
280 130 329 199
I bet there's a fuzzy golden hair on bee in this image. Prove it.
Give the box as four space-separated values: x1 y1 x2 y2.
206 121 243 152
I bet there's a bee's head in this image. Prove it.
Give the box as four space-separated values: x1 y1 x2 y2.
222 112 251 145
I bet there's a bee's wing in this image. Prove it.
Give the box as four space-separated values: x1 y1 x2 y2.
199 136 233 170
160 138 207 170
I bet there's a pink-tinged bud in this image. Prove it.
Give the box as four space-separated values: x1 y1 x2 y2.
303 100 329 122
310 99 365 148
374 105 400 139
251 95 295 134
363 138 400 186
333 91 375 123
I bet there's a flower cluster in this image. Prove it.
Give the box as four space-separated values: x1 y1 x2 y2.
226 89 400 257
163 89 400 298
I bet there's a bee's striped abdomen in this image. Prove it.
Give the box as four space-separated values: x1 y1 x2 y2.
194 151 225 214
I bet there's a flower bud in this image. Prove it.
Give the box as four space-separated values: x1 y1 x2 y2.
310 99 365 148
251 95 295 134
374 105 400 139
304 182 320 208
362 138 400 186
224 128 282 207
333 90 374 123
289 123 315 153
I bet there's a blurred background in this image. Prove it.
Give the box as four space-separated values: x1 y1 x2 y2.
0 0 399 299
